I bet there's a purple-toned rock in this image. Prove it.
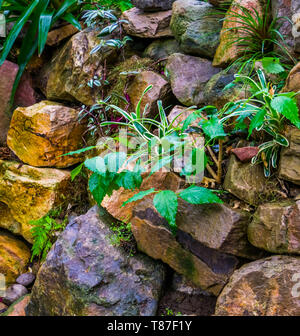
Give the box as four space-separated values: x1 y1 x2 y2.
231 147 259 163
16 273 36 287
132 0 176 11
2 284 28 305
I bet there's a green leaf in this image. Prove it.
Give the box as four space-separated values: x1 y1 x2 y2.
179 186 223 204
271 96 300 127
153 191 178 235
89 173 109 205
122 188 156 207
62 12 81 31
52 0 77 23
38 9 54 55
104 152 127 172
261 57 285 74
61 146 97 156
84 156 106 174
248 108 266 137
200 115 227 141
71 162 83 181
115 170 142 190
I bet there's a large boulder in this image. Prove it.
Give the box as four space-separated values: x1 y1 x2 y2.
278 127 300 185
248 201 300 254
132 0 176 11
292 0 300 53
143 39 181 61
215 256 300 316
224 155 278 205
213 0 266 67
0 231 31 285
283 62 300 110
170 0 223 59
7 101 86 168
0 61 18 145
122 8 172 38
0 160 72 243
166 53 220 106
39 29 116 106
26 206 166 316
126 71 172 118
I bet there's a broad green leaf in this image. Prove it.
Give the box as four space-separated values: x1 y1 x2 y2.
153 190 178 235
261 57 285 74
89 173 109 205
248 108 266 137
179 186 223 204
84 157 106 174
71 162 83 181
200 115 227 141
115 170 142 190
62 12 82 31
122 188 156 206
38 9 54 55
52 0 77 23
271 96 300 127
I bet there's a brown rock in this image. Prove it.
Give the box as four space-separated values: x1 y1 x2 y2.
213 0 265 67
46 24 79 46
3 295 30 316
0 61 18 145
40 29 116 106
0 231 30 285
215 256 300 316
224 154 278 205
278 127 300 185
0 160 72 243
166 53 220 106
127 71 172 118
131 197 238 296
7 101 86 168
14 72 39 108
122 7 173 38
231 147 259 163
167 105 199 128
283 62 300 110
248 200 300 254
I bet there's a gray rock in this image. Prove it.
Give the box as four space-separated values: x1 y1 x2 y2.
2 284 28 305
166 53 220 106
143 39 181 61
171 0 223 59
27 206 166 316
132 0 176 11
16 273 36 287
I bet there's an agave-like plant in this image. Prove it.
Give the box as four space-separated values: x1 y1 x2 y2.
0 0 81 103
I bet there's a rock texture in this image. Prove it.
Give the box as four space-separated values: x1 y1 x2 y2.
166 53 220 106
171 0 223 59
127 71 172 118
143 39 180 61
39 29 116 106
215 256 300 316
131 198 239 296
46 24 79 46
132 0 176 11
213 0 265 67
248 201 300 254
224 155 277 205
283 62 300 109
27 206 166 316
0 61 18 145
2 295 30 316
279 127 300 185
0 231 30 284
7 101 86 168
2 284 28 305
0 160 72 243
122 8 172 38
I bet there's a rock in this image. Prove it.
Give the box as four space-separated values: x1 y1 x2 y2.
122 8 173 38
176 201 263 260
213 0 265 67
166 53 220 106
102 172 185 223
203 69 249 109
126 71 172 118
27 206 166 316
170 0 223 59
0 231 30 285
39 29 116 106
292 0 300 53
279 127 300 185
231 147 259 163
46 24 79 46
208 0 231 6
167 105 199 128
14 72 39 109
0 302 7 313
248 201 300 254
283 63 300 109
16 273 36 287
132 0 176 11
224 155 278 205
2 284 28 305
143 38 181 61
131 197 239 296
0 160 72 243
215 256 300 316
0 203 21 236
0 61 18 145
2 295 30 316
7 101 86 168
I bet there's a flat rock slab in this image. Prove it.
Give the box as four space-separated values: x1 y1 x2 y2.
27 206 166 316
132 0 176 11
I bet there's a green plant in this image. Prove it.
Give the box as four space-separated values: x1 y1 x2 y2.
220 69 300 176
0 0 81 103
161 308 182 316
66 86 223 235
109 221 135 255
30 209 68 261
225 0 296 74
